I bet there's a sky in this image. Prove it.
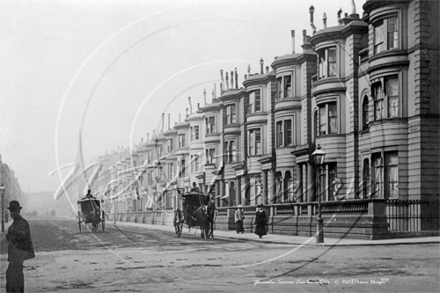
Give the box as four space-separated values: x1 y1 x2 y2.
0 0 366 193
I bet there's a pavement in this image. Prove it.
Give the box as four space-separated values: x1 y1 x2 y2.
108 220 440 247
1 218 439 247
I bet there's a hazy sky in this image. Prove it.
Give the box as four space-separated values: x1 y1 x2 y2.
0 0 366 193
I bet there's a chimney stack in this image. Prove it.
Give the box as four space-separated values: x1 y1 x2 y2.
247 64 251 76
291 30 295 53
351 0 356 15
188 97 192 114
260 58 264 74
323 12 327 28
230 70 234 89
266 66 269 74
186 108 188 118
214 83 217 99
220 70 224 93
161 113 165 133
309 6 316 34
225 71 229 90
168 113 170 130
244 74 247 80
179 113 181 123
147 133 149 142
235 68 238 89
338 8 342 24
203 88 206 105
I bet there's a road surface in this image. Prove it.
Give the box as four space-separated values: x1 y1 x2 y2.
1 216 439 292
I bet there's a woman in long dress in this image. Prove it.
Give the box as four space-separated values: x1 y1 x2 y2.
235 205 245 233
254 204 267 238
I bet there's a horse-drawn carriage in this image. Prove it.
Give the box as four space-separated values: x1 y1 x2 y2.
173 191 215 239
77 198 105 233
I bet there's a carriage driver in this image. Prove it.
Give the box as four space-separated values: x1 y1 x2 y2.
84 189 94 199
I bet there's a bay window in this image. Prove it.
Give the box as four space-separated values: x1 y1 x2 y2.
318 47 337 78
374 16 399 54
178 133 185 148
276 72 294 99
316 102 338 136
248 90 261 113
226 104 237 124
191 155 199 172
166 139 173 153
372 75 399 120
206 148 216 165
276 119 293 147
248 128 262 155
206 116 216 134
373 151 398 199
224 140 237 163
191 126 199 141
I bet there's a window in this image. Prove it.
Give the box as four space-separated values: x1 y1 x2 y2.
387 77 398 118
206 148 216 165
158 145 163 158
248 90 261 113
373 82 384 120
179 159 186 177
139 155 144 166
178 133 185 148
318 47 337 78
226 104 236 124
205 116 216 134
316 102 337 136
363 159 371 199
224 140 237 163
166 139 173 153
386 152 398 198
373 76 399 120
277 121 283 147
167 163 174 179
191 155 199 172
284 171 293 202
276 73 294 99
362 96 369 130
276 119 294 147
191 126 199 141
248 129 261 155
374 16 398 54
372 152 398 199
284 75 292 98
147 150 153 163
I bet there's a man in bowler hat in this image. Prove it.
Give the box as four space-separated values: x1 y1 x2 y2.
5 200 35 293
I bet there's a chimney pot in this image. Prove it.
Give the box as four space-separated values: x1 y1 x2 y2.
266 66 269 74
323 12 327 28
230 71 234 89
260 58 264 74
235 68 238 89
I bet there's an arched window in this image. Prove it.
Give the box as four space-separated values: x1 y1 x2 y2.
362 95 369 130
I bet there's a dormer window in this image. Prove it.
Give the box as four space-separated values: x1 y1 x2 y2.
318 47 337 78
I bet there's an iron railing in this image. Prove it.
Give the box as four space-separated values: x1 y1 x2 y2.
386 199 439 232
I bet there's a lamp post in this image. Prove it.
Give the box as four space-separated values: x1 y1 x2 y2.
312 144 326 243
0 184 5 233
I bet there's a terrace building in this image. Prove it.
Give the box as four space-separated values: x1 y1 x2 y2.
93 0 438 239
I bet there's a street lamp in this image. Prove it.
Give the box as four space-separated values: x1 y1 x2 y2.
312 144 326 243
0 184 5 233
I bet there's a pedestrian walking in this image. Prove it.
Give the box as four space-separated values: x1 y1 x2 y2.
235 205 245 233
5 200 35 293
254 204 267 238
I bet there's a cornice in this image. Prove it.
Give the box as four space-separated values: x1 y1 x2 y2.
363 0 411 14
367 60 410 74
313 85 347 97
